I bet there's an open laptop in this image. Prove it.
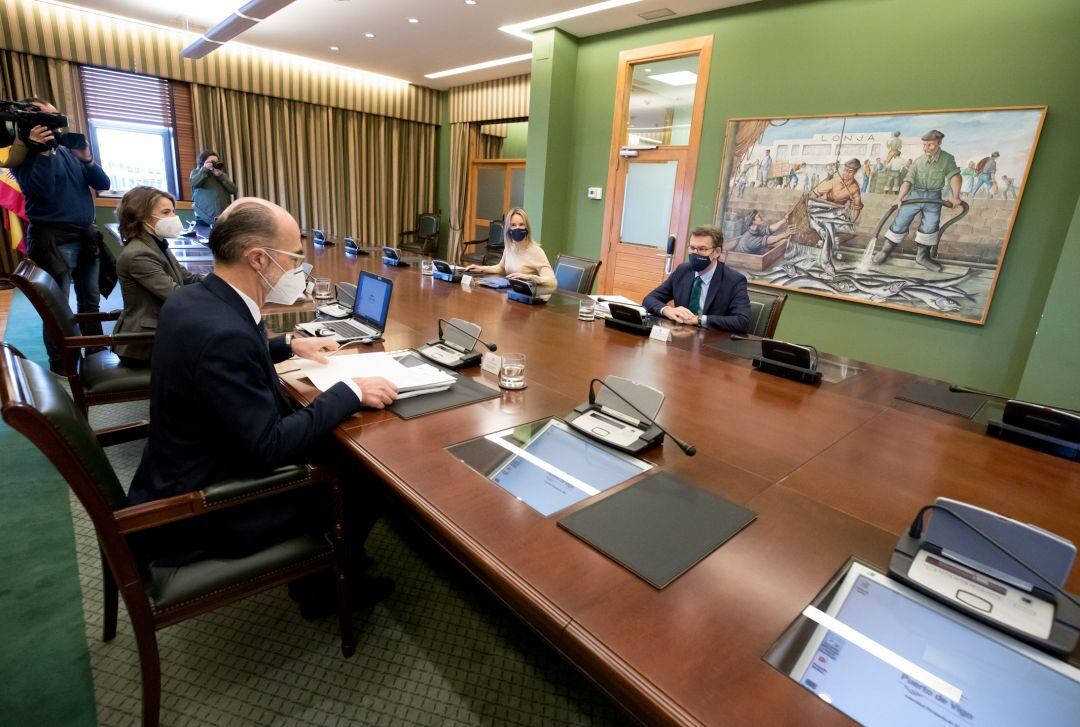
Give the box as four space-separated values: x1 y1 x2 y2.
297 271 392 341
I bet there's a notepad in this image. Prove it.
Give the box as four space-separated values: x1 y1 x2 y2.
295 352 456 398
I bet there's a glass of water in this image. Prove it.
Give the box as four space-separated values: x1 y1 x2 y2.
313 277 333 299
578 298 597 321
421 258 434 276
499 353 527 390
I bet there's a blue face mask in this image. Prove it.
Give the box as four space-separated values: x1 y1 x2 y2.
508 227 528 242
689 252 713 272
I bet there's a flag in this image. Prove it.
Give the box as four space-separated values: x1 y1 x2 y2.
0 147 28 253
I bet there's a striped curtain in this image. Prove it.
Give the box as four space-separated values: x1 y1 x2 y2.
192 85 436 246
478 133 503 160
447 123 476 263
0 50 86 132
448 75 530 123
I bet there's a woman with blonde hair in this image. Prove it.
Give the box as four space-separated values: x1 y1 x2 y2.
465 207 557 287
112 186 203 365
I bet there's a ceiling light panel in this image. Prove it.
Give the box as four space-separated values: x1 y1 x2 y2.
500 0 645 40
648 70 698 86
425 53 533 79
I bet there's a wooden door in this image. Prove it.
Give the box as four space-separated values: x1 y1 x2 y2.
599 36 713 298
466 158 526 245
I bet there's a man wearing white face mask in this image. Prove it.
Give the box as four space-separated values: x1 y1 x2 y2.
127 197 399 617
113 186 204 365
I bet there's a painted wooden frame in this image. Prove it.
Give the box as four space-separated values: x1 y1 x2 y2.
465 158 526 244
599 35 713 296
713 106 1047 324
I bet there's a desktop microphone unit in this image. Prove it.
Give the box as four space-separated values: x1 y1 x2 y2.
507 277 546 305
438 318 497 352
948 385 1079 461
566 377 696 456
432 259 464 283
752 338 823 385
382 246 408 267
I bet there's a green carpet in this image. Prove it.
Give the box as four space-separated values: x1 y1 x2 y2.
0 292 97 725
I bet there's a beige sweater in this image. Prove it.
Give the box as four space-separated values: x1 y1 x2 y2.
477 241 557 287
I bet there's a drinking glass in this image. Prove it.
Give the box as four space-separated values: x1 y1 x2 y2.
578 298 597 321
498 353 527 390
421 258 434 276
313 277 333 300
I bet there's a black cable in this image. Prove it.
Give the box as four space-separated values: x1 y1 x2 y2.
586 378 696 456
908 504 1080 609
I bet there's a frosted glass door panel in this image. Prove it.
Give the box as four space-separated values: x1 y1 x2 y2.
619 161 678 248
510 167 526 209
476 168 505 221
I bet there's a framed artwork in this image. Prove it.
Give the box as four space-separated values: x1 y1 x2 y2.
714 107 1046 324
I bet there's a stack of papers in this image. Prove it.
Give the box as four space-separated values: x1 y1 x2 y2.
589 294 646 319
291 352 456 399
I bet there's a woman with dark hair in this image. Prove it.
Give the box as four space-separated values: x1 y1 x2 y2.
112 186 203 365
190 149 236 235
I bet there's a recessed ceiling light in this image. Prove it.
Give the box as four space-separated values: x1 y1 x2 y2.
364 32 375 38
648 70 697 86
465 0 477 4
500 0 644 40
425 53 533 79
644 67 652 72
407 17 420 24
329 45 339 51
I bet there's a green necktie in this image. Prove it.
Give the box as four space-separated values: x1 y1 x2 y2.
688 275 703 315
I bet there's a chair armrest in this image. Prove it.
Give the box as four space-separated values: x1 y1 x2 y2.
113 463 333 534
461 238 489 248
96 420 149 447
74 310 122 324
399 229 418 237
62 332 156 349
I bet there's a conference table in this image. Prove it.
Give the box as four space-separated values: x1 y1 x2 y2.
258 243 1080 726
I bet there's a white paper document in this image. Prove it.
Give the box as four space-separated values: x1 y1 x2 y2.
589 294 647 319
295 352 456 399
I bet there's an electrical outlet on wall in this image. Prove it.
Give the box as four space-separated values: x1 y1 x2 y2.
587 187 603 200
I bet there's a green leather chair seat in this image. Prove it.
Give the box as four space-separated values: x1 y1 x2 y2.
80 351 153 395
148 534 332 612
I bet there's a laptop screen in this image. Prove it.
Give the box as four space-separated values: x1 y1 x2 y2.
353 271 392 330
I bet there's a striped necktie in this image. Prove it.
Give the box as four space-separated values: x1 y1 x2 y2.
688 275 703 315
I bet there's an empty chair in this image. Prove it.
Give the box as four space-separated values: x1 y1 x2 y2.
10 260 153 415
746 286 788 338
460 219 505 266
0 342 356 727
553 253 602 294
399 213 440 256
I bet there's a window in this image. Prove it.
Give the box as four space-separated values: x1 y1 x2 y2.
80 66 179 197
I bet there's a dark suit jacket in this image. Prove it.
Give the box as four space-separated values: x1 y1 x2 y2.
129 273 361 505
113 234 202 361
642 262 751 333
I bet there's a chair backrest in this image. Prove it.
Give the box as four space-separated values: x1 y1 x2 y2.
418 213 439 238
0 344 128 513
747 286 788 338
553 253 602 294
487 220 505 251
10 259 79 340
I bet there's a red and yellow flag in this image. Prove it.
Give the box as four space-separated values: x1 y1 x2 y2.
0 145 27 253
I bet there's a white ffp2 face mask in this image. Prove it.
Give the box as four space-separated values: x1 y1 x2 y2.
259 251 308 305
152 214 185 239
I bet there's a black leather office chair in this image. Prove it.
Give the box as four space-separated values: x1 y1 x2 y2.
553 253 602 294
747 286 788 338
460 219 505 266
399 213 440 256
0 342 356 727
10 260 153 416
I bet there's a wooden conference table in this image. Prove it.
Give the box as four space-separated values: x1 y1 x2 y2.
260 244 1080 726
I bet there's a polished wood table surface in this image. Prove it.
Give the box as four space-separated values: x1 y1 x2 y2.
261 245 1080 726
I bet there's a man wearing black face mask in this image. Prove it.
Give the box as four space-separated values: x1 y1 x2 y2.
11 97 111 373
642 225 751 332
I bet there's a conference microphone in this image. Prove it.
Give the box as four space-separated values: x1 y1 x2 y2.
587 378 696 456
947 383 1011 400
437 318 497 352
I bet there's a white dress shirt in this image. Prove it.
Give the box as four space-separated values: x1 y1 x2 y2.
661 262 718 326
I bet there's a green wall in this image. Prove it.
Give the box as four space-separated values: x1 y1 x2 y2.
500 122 529 159
531 0 1080 401
1017 195 1080 410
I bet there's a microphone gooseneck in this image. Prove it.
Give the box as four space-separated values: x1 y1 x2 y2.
588 378 696 456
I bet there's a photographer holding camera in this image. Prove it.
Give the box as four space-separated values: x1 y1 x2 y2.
190 150 237 236
10 97 111 373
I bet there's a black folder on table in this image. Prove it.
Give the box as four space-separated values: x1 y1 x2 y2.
557 471 756 589
895 379 987 418
389 353 500 420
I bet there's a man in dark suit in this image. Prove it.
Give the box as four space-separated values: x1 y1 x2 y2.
643 225 751 332
128 197 398 615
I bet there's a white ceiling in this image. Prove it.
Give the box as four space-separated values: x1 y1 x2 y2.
63 0 757 89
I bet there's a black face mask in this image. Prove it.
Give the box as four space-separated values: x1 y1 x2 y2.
689 252 713 272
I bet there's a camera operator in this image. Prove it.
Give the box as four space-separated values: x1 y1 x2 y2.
11 97 111 374
190 150 236 237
